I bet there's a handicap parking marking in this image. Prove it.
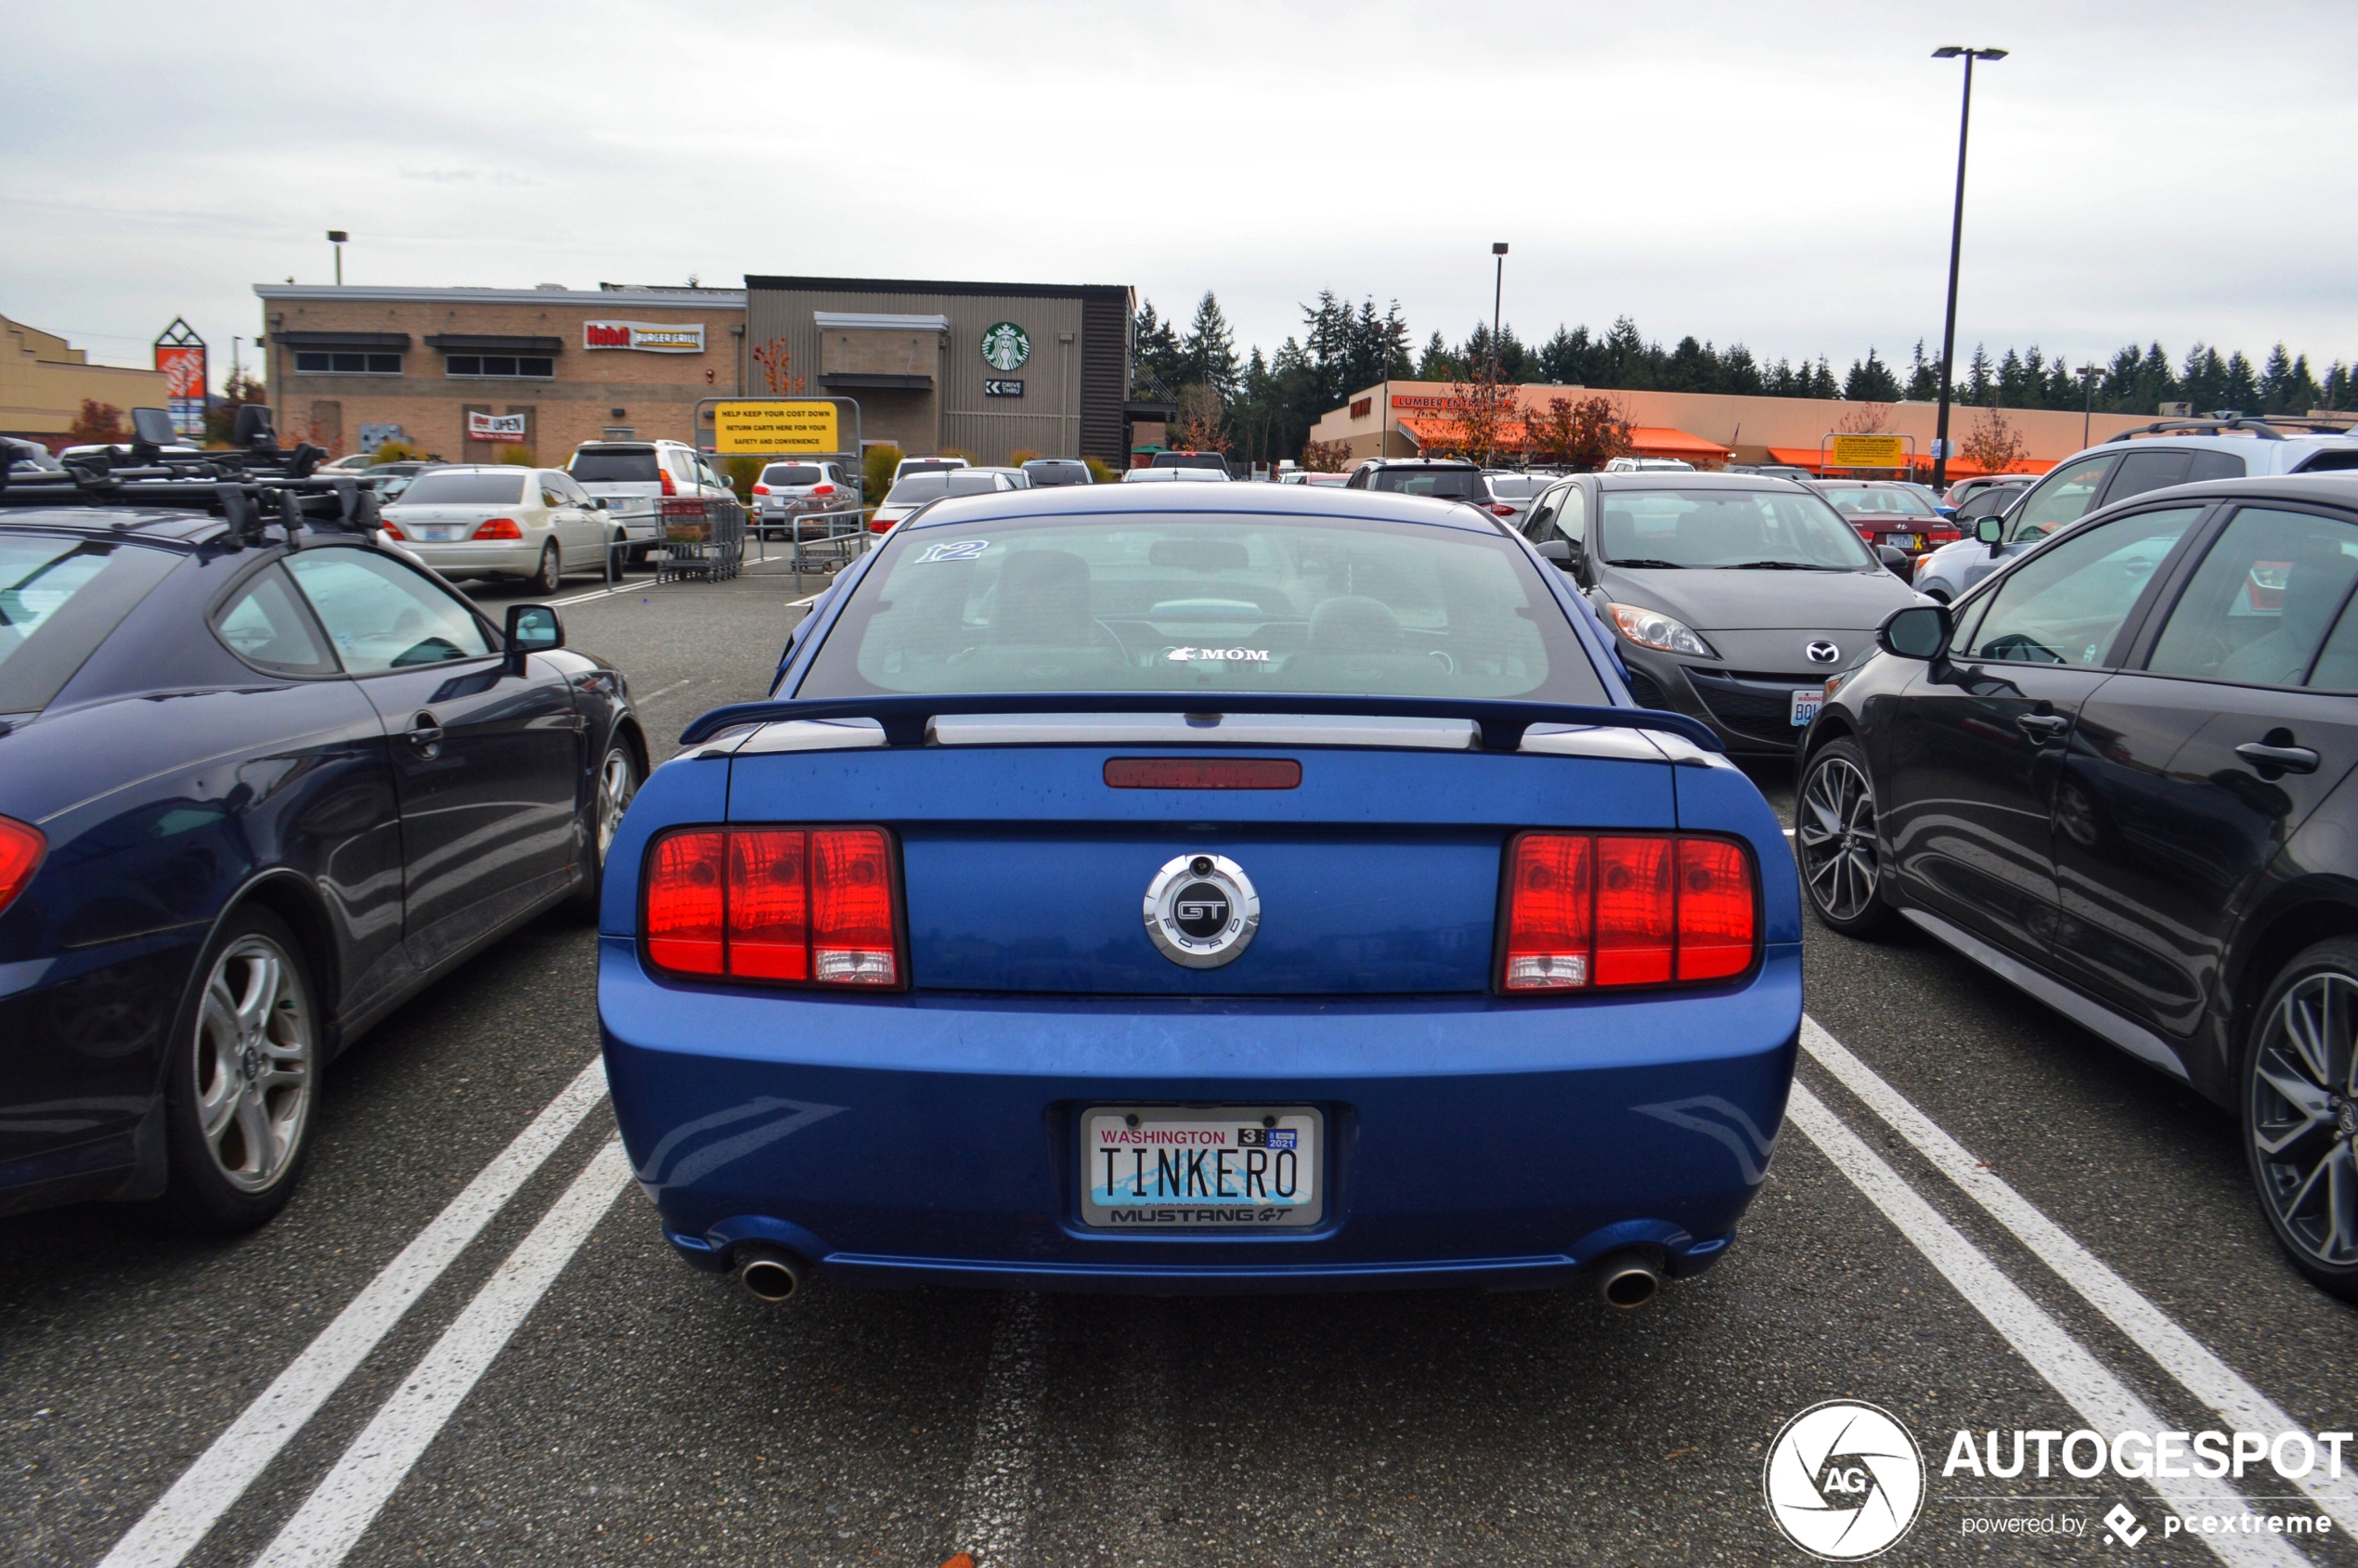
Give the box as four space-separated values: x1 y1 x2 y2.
248 1139 633 1568
1783 1080 2309 1567
1799 1017 2358 1536
95 1056 612 1568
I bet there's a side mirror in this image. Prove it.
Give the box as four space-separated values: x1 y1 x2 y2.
504 603 564 671
1535 538 1572 565
1877 544 1911 573
1876 603 1952 661
589 497 607 510
1976 515 2005 548
131 408 177 447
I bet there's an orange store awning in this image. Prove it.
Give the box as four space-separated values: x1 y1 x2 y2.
1629 426 1731 460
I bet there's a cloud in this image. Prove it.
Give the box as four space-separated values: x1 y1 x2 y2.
3 0 2352 386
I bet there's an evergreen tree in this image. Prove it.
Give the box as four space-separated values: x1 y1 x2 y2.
1131 300 1185 397
1844 347 1902 403
1964 345 1995 405
1179 292 1239 398
1905 341 1942 401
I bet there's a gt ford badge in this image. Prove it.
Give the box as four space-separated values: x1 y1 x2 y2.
1144 853 1261 968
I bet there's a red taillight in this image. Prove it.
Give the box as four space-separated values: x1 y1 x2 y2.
473 517 522 540
1927 529 1959 543
811 482 836 496
1487 502 1515 517
659 468 677 497
379 520 407 540
644 830 725 975
0 816 46 917
752 483 771 495
644 826 900 988
869 516 893 533
1500 833 1756 992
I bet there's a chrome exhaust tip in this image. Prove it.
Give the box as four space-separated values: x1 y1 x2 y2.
735 1243 808 1303
1595 1251 1662 1310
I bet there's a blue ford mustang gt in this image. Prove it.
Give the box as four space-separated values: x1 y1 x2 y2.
600 483 1800 1301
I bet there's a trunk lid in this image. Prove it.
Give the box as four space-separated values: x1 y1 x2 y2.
723 720 1675 996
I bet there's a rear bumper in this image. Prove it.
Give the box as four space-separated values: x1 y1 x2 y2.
403 539 541 577
599 937 1801 1294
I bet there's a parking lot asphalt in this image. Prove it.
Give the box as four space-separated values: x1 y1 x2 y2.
6 551 2353 1568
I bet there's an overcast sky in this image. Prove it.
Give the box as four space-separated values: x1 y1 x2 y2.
8 1 2353 392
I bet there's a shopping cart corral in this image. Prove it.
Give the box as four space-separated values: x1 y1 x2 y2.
654 495 745 583
781 508 871 573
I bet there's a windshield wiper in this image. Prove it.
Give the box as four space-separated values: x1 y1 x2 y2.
1607 558 1686 569
1714 560 1846 571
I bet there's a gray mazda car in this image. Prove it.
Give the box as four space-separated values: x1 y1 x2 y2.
1516 472 1926 754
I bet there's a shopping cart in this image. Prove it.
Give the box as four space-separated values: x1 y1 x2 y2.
654 496 745 583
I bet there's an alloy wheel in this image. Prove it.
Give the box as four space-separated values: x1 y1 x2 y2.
193 934 313 1192
537 544 561 594
1799 755 1880 923
595 745 638 866
2251 972 2358 1267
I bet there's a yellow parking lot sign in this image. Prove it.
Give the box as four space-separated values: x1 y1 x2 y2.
1827 434 1908 469
712 400 839 454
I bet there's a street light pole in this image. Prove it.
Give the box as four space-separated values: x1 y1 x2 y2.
1929 46 2005 491
2079 362 2103 448
1491 242 1509 382
327 230 348 286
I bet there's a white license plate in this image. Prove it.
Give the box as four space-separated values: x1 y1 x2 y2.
1082 1105 1322 1228
1898 534 1924 550
1791 688 1825 727
415 525 469 541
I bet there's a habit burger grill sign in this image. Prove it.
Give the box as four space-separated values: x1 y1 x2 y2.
582 320 706 354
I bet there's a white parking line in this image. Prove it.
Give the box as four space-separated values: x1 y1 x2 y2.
1786 1083 2309 1565
97 1055 611 1568
247 1137 632 1568
948 1292 1048 1568
547 583 634 607
785 590 824 607
634 677 697 703
1800 1016 2358 1534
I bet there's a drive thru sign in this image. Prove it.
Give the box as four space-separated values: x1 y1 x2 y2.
711 400 839 455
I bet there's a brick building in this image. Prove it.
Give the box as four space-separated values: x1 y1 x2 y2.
253 282 746 461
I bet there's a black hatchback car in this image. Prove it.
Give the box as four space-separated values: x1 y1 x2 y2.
1798 473 2358 1296
0 446 645 1229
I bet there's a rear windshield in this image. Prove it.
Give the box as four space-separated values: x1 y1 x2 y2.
1817 486 1939 517
762 464 824 486
0 536 178 713
1484 475 1550 499
1368 467 1483 499
1600 487 1878 570
1151 453 1229 471
1024 461 1090 486
798 514 1605 703
395 472 528 505
886 473 1000 505
566 450 659 483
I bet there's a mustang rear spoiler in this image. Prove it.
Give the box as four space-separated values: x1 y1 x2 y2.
678 692 1724 754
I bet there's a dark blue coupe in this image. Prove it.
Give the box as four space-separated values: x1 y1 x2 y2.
601 484 1799 1302
0 440 643 1228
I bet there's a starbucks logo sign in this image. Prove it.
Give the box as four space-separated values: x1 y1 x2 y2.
980 322 1030 372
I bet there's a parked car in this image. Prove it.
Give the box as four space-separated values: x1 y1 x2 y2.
319 453 378 473
894 456 971 482
1941 473 2037 512
1482 471 1556 528
380 465 625 591
1147 450 1231 474
565 439 734 569
1021 459 1093 487
358 460 437 504
1120 465 1228 483
599 480 1798 1304
0 453 643 1228
1806 479 1962 569
1278 470 1350 487
1603 457 1694 473
1911 421 2358 603
751 460 861 542
1797 472 2358 1298
1517 472 1923 754
868 468 1020 532
1343 457 1487 501
973 466 1033 489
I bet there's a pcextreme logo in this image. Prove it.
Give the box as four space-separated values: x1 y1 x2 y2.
1762 1400 1926 1561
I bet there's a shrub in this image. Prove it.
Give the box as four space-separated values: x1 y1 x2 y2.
369 440 421 464
723 455 765 499
1083 457 1120 484
1007 448 1042 466
495 445 538 466
863 443 904 500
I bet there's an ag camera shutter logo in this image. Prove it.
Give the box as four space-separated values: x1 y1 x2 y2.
1762 1400 1924 1561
